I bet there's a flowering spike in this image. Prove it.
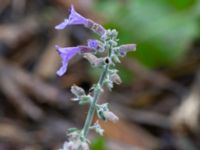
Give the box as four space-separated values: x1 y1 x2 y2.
55 5 136 150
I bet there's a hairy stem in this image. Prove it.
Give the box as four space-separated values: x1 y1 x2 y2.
82 64 109 137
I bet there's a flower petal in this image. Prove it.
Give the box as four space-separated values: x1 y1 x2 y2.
56 63 68 76
68 5 88 25
55 19 69 30
55 5 88 30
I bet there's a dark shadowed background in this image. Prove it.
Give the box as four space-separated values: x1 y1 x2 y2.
0 0 200 150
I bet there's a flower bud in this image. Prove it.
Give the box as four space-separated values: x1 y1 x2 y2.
59 141 73 150
94 84 103 92
110 73 122 85
93 121 104 136
67 129 81 141
108 39 118 47
110 29 118 39
103 78 113 91
81 142 89 150
96 127 104 136
87 39 104 52
101 33 108 41
71 85 85 101
104 111 119 123
104 43 111 50
112 54 121 63
108 69 118 74
61 138 89 150
119 44 136 57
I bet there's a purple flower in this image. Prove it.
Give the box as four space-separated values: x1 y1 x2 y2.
55 5 88 30
87 39 104 52
56 45 81 76
55 5 106 36
56 45 94 76
118 44 136 57
88 39 99 49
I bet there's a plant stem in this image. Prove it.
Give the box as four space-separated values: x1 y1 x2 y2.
82 64 109 137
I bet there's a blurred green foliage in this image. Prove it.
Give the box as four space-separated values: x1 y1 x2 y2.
91 137 105 150
95 0 200 67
